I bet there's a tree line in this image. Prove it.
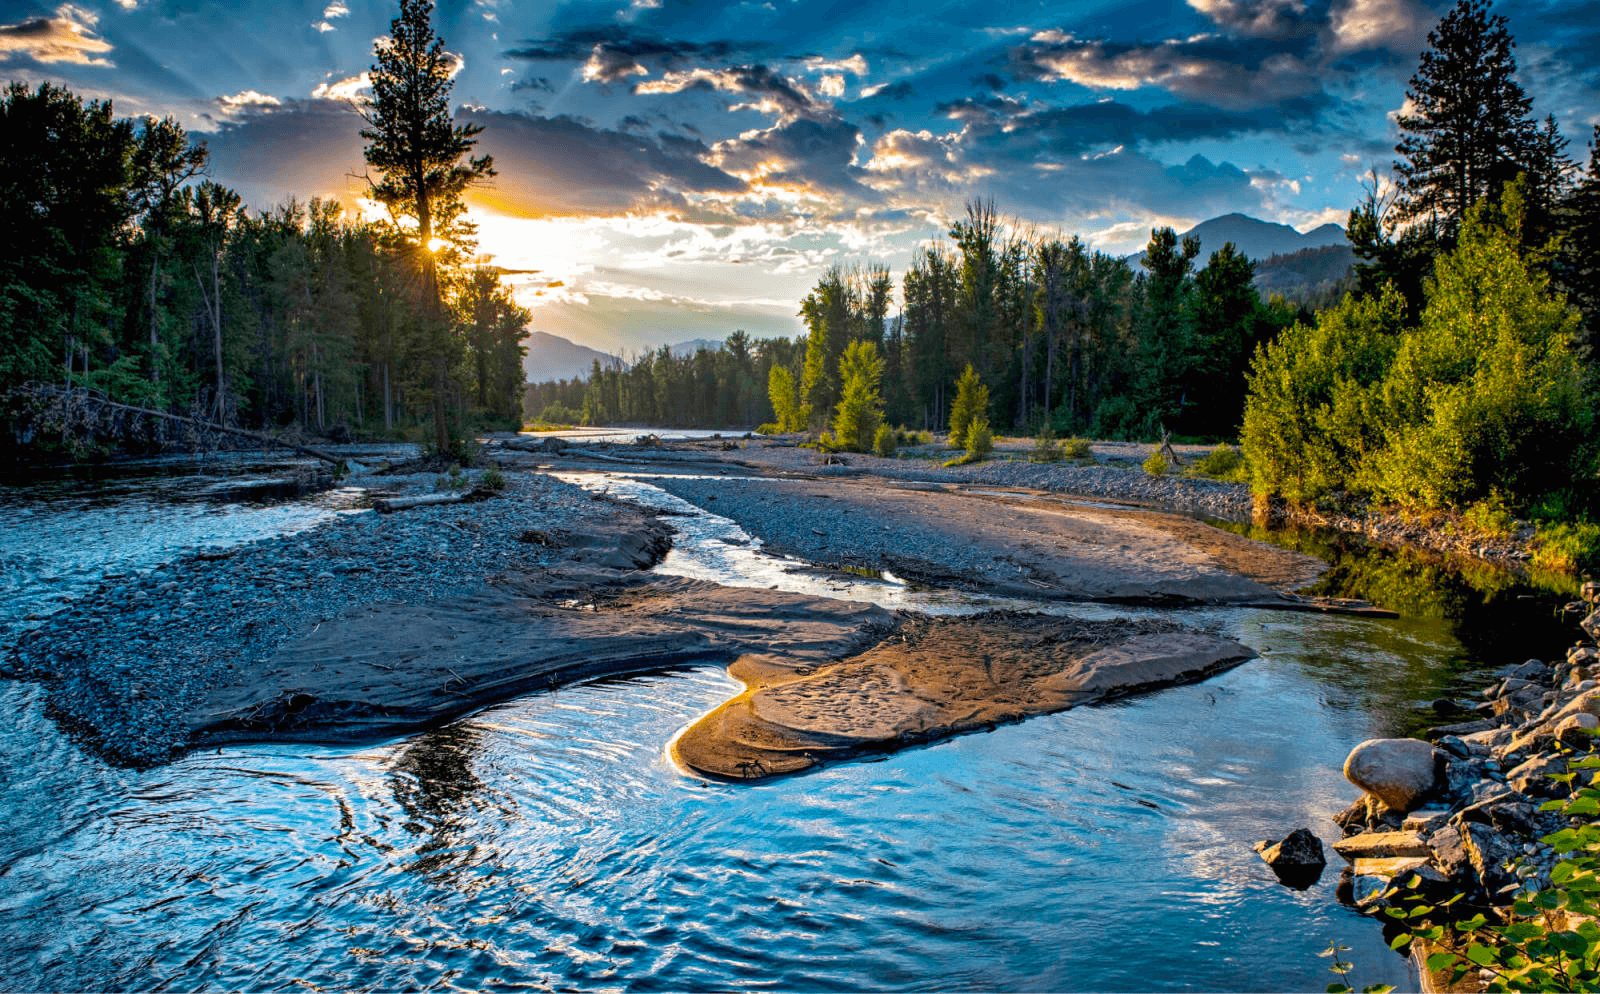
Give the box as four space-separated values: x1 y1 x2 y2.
1 0 524 459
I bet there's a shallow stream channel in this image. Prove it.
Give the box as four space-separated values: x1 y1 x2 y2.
0 452 1578 991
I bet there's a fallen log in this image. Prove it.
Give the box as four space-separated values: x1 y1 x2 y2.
14 382 346 466
373 492 463 514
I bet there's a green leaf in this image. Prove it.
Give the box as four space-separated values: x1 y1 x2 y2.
1466 943 1497 967
1390 933 1412 951
1568 797 1600 816
1361 985 1395 994
1426 951 1459 972
1553 861 1578 885
1326 985 1351 994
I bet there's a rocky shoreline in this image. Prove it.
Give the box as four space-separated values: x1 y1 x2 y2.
1259 580 1600 984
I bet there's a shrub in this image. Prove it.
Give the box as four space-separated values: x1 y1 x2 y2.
536 402 580 426
1532 521 1600 574
1030 426 1061 462
768 366 806 433
755 423 782 435
1463 494 1516 538
1192 443 1244 480
1061 437 1094 460
478 465 506 491
1143 450 1169 476
872 423 897 458
964 415 993 460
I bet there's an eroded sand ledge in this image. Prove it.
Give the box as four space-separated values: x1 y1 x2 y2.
671 613 1255 781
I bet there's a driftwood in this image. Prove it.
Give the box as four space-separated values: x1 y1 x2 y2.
373 492 463 514
1158 427 1185 468
15 382 346 466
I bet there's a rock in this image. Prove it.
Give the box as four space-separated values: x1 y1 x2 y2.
1333 798 1370 836
1429 824 1477 888
1254 827 1327 889
1509 660 1547 681
1343 738 1442 812
1352 855 1430 897
1332 830 1431 860
1430 721 1495 741
1581 580 1598 605
1570 646 1599 666
1556 712 1600 747
1584 611 1600 642
1402 808 1453 833
1461 822 1520 895
1508 753 1568 797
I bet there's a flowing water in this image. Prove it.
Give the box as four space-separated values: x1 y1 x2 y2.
0 456 1578 992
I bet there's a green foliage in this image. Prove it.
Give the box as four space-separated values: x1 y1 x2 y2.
1464 494 1517 538
435 464 466 491
1243 193 1598 514
1320 940 1395 994
767 365 801 432
1143 449 1169 477
1189 443 1245 481
536 402 579 426
478 465 505 491
948 363 987 448
755 422 781 435
1382 756 1600 993
1061 437 1094 460
964 415 993 461
832 340 885 453
1533 522 1600 574
873 423 897 458
1030 426 1062 462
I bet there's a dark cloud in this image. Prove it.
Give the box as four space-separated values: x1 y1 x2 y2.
863 80 916 102
712 115 877 199
203 99 369 211
1186 0 1320 40
505 25 763 83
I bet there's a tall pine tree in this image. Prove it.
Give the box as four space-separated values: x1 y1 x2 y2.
361 0 494 453
1394 0 1537 232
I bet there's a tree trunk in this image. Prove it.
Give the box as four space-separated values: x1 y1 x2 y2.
148 243 161 384
383 361 393 431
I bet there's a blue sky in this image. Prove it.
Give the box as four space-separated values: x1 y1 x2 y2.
3 0 1596 353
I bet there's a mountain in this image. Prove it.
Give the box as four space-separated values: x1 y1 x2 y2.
668 337 725 358
523 331 622 384
1251 243 1357 296
1126 213 1348 268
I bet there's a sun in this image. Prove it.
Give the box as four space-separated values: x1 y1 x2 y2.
427 237 447 253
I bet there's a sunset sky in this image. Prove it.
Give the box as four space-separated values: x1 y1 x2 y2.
3 0 1596 354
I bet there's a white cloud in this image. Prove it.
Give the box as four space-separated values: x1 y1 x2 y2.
802 54 868 76
818 74 844 97
219 90 282 111
314 1 349 32
311 72 371 101
1329 0 1427 52
0 4 114 66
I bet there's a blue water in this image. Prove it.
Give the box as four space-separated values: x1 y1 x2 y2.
0 460 1510 991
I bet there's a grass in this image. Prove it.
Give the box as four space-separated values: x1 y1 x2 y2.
1532 520 1600 574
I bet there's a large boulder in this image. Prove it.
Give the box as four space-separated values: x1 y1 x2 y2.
1343 738 1441 812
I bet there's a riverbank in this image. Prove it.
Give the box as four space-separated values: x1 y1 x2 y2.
1318 582 1600 989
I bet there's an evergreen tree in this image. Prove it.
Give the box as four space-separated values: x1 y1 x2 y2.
948 363 988 447
1556 126 1600 358
361 0 494 453
832 340 884 452
1394 0 1537 232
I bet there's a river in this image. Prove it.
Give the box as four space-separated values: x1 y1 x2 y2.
0 449 1576 991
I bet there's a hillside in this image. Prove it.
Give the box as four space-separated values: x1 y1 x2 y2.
523 331 622 384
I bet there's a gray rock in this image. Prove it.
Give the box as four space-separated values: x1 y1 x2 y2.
1462 821 1520 895
1254 827 1326 889
1344 738 1442 812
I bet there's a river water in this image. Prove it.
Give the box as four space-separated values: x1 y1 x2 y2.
0 453 1576 992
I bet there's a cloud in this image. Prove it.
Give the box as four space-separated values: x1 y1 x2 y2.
1011 30 1323 109
0 5 113 66
1328 0 1429 52
219 89 281 111
802 54 868 76
708 115 875 200
506 26 757 82
314 1 349 32
635 64 826 123
1186 0 1315 40
311 72 371 101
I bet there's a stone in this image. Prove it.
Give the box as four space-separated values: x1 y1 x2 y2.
1429 824 1476 887
1462 822 1521 895
1584 611 1600 642
1510 660 1547 680
1332 830 1431 861
1350 856 1432 907
1254 827 1327 890
1344 738 1442 812
1570 646 1600 666
1402 808 1453 833
1581 580 1598 605
1556 712 1599 746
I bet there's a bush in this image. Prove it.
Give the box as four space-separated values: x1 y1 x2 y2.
1061 437 1094 460
755 423 782 435
1143 450 1169 476
964 416 993 460
1463 494 1516 538
478 465 506 491
1532 521 1600 574
536 402 580 426
832 341 885 452
873 423 897 458
435 464 466 491
1030 426 1061 462
1192 443 1244 480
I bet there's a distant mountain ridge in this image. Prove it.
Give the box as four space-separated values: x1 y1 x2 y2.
523 331 621 384
1126 213 1348 268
